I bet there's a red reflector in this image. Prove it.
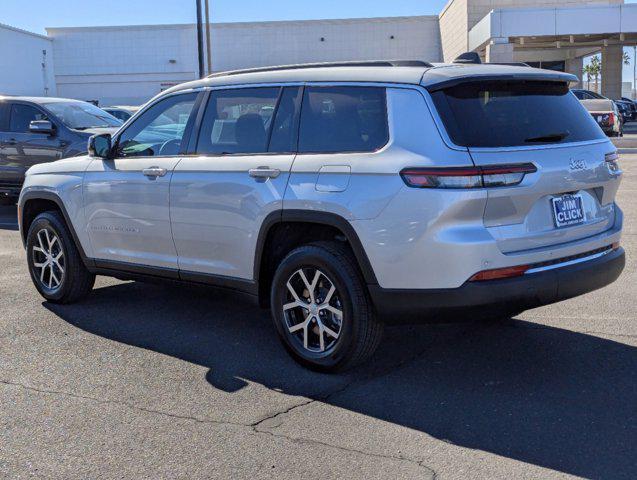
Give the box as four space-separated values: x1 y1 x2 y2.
612 242 620 251
469 265 530 282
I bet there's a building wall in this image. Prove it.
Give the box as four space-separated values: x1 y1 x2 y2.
48 16 441 106
439 0 469 63
440 0 625 62
48 24 199 106
0 24 56 97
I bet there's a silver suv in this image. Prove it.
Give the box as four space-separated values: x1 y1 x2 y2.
18 61 625 371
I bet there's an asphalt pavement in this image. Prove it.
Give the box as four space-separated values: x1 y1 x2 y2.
0 153 635 479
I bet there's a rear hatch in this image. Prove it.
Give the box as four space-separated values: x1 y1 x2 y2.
430 78 621 254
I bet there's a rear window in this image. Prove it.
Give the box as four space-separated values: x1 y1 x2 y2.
431 81 605 148
299 86 388 153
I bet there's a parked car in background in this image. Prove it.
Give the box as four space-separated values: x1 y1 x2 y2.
18 61 624 371
0 97 122 204
102 106 140 123
574 92 623 137
619 97 637 121
615 100 631 124
572 88 633 124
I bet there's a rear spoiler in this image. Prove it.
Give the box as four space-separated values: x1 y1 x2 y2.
424 72 579 92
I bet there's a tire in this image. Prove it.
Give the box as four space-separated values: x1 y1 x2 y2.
270 241 383 372
26 211 95 304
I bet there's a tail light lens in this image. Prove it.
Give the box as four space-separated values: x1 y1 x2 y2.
605 151 621 175
469 265 530 282
608 113 615 126
400 163 537 189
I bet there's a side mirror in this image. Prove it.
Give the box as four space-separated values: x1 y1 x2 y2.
88 133 113 159
29 120 55 135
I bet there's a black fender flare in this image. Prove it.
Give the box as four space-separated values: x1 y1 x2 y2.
20 191 94 268
253 209 378 286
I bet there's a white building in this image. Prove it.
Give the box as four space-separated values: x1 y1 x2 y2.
47 16 441 105
1 0 636 105
0 23 56 97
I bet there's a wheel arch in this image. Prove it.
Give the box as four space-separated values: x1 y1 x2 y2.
254 209 378 307
20 191 93 268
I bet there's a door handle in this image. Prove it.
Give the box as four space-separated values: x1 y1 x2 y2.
142 167 168 178
249 166 280 179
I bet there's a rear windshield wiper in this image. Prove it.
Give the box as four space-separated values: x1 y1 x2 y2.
524 131 570 143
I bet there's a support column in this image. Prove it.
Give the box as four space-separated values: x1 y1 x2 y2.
565 57 583 89
601 45 623 99
485 39 514 64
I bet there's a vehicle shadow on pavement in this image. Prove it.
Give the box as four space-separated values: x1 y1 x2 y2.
46 281 637 480
0 205 18 231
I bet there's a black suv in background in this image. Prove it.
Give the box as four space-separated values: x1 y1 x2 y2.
0 97 121 204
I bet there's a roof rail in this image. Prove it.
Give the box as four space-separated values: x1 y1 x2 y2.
207 60 434 78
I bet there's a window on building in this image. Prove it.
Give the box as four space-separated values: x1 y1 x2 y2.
117 92 198 157
298 87 389 153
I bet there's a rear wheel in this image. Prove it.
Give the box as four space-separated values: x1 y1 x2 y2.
26 211 95 304
270 242 383 372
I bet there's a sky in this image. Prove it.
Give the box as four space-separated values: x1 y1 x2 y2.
2 0 451 33
2 0 636 88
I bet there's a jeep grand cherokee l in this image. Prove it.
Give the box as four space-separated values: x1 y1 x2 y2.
18 61 625 371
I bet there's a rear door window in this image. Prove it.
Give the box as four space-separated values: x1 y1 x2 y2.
431 81 606 148
298 86 388 153
268 87 302 153
197 87 280 155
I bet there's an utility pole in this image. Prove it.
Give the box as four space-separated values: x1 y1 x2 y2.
634 45 636 100
204 0 213 75
196 0 205 78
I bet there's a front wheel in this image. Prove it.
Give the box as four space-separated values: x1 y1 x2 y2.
26 211 95 304
270 242 383 372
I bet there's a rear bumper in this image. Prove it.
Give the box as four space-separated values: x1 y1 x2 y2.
369 247 625 324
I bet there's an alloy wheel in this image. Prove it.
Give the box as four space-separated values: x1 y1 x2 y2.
283 268 343 353
32 228 65 291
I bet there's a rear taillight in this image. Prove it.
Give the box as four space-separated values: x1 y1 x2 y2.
400 163 537 189
605 151 621 175
608 112 615 126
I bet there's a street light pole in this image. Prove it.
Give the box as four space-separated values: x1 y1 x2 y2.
205 0 213 75
634 45 636 100
196 0 205 78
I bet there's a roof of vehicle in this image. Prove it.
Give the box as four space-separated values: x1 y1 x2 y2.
0 96 91 104
579 98 615 112
104 105 140 111
163 61 578 96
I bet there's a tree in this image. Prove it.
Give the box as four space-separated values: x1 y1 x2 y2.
588 55 602 93
583 64 594 91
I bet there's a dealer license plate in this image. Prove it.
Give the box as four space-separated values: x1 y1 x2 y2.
552 194 585 228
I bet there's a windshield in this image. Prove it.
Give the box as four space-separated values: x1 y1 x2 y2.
431 81 606 148
43 101 122 129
